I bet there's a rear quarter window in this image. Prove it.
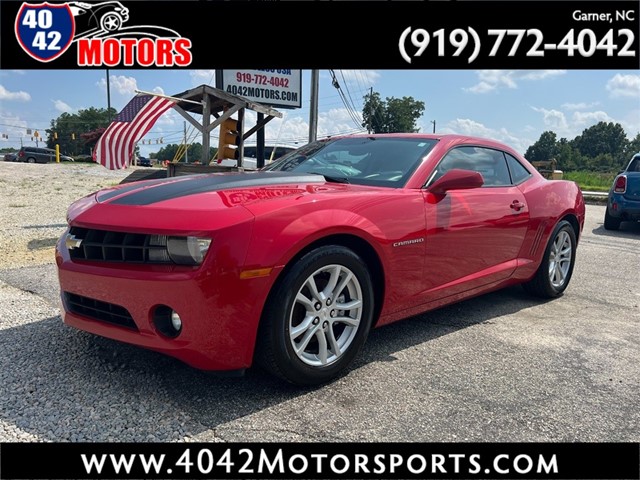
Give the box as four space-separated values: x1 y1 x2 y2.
505 153 532 184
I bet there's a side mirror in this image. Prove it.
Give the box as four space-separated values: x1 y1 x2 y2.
427 169 484 195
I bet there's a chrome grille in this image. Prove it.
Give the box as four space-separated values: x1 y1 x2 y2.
64 292 138 330
68 227 171 263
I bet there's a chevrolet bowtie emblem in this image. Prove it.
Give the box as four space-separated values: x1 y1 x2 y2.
65 233 83 250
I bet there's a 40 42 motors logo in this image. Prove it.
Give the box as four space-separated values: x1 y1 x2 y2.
15 1 192 66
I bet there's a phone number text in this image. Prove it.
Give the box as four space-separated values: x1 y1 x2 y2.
398 28 636 64
236 72 290 88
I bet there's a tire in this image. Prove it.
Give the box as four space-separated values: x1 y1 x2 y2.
27 157 36 164
256 245 374 386
603 208 622 231
100 13 122 31
523 220 577 298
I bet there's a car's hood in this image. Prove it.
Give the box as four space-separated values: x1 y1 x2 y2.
68 171 388 233
96 171 326 206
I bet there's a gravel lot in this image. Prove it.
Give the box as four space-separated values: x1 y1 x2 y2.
0 162 132 269
0 161 638 443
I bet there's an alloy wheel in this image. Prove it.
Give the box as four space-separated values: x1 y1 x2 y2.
288 264 363 367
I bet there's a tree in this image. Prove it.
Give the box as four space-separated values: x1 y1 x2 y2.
524 131 558 162
555 137 578 171
361 91 386 133
155 144 181 161
572 122 628 169
46 107 116 156
362 91 425 133
154 143 217 163
524 122 635 173
624 132 640 159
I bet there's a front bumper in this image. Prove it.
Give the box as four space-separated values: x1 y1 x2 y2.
55 235 275 371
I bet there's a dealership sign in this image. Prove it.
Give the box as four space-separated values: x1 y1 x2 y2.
14 1 193 67
217 69 302 109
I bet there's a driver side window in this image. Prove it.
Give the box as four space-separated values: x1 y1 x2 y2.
429 146 512 187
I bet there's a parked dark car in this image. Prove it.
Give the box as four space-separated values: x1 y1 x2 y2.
3 152 17 162
18 147 74 163
605 153 640 230
137 156 152 167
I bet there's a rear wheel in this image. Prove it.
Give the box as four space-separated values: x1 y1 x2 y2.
27 157 36 164
603 208 622 231
523 220 576 298
256 245 374 386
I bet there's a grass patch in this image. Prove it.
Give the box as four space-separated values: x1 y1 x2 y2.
563 171 615 192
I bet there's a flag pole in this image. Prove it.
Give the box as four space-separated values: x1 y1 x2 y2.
134 89 204 106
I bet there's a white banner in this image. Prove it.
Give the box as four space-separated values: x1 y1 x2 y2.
218 69 302 109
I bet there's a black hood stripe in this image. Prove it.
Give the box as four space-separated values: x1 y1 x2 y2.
109 172 325 206
97 176 177 202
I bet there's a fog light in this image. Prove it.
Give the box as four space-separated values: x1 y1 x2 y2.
171 311 182 331
153 305 182 338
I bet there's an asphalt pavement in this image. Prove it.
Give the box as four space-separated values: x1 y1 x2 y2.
0 204 638 443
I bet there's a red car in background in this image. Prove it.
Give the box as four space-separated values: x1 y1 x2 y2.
56 134 585 385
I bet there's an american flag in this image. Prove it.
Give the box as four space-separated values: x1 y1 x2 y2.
93 94 176 170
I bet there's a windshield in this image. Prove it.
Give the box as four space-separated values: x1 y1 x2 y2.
263 136 437 187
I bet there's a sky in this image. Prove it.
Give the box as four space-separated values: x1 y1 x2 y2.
1 69 639 158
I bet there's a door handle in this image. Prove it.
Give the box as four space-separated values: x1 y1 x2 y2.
510 201 525 211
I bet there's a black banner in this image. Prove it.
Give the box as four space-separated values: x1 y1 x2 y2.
1 0 639 69
1 442 639 479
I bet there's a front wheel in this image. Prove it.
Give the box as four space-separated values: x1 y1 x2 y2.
523 220 577 298
256 245 374 386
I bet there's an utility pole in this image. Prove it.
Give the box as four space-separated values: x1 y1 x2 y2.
183 120 188 163
257 112 265 168
368 86 373 134
106 69 112 122
430 120 436 134
309 70 319 143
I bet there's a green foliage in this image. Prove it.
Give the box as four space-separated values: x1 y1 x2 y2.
46 107 116 156
563 171 616 192
525 131 558 162
572 122 627 162
362 91 425 133
361 91 386 134
154 143 217 162
525 121 637 173
625 132 640 158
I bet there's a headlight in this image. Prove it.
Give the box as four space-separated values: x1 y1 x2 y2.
167 236 212 265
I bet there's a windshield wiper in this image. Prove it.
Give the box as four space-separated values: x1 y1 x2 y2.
308 172 350 184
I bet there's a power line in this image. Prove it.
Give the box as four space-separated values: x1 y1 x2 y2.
338 70 364 126
328 70 364 130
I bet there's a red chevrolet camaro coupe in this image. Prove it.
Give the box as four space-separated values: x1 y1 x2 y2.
56 134 585 385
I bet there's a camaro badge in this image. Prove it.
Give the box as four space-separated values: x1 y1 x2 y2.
393 237 425 247
65 233 83 250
